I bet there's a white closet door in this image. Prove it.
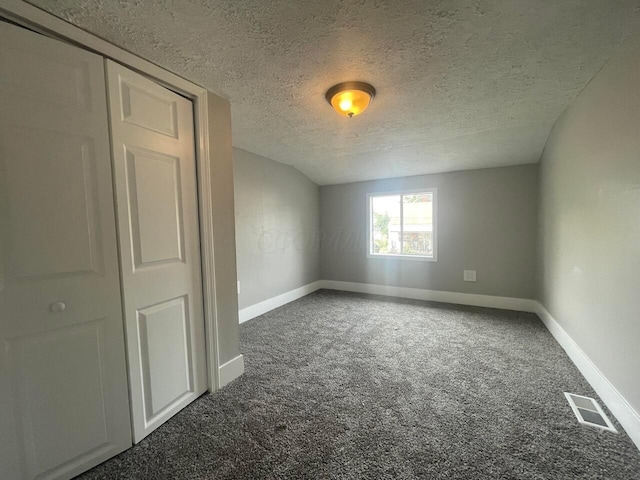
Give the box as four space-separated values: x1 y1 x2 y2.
0 23 132 480
105 60 208 443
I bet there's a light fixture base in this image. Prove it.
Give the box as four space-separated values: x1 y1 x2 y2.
325 81 376 118
325 81 376 103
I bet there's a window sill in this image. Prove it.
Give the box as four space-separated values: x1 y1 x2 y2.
367 253 438 262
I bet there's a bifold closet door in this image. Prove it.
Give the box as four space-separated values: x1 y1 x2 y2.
0 22 132 480
105 60 208 443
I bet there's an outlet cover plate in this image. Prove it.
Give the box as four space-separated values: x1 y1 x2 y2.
464 270 477 282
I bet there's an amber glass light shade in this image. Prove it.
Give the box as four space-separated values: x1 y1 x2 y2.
325 82 376 118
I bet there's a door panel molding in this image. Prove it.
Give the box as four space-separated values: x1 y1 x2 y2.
6 319 113 479
136 295 194 424
124 145 186 270
3 128 103 280
120 81 179 138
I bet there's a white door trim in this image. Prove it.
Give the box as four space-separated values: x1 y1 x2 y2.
0 1 221 392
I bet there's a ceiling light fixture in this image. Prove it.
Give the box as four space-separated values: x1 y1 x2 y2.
325 81 376 118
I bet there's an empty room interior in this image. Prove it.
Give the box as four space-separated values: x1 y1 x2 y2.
1 1 639 479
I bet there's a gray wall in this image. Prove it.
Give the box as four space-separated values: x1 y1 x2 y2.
538 34 640 414
320 165 539 299
207 93 240 365
234 148 320 310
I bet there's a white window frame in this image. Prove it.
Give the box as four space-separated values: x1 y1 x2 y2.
366 188 438 262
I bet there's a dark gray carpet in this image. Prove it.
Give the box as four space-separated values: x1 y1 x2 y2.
77 290 640 479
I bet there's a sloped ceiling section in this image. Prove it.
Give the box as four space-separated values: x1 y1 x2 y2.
29 0 640 185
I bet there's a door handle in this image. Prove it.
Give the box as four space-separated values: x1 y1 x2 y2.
50 301 66 313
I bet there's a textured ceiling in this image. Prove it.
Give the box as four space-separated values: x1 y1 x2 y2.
28 0 640 185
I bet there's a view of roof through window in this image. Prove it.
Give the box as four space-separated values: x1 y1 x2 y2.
370 192 434 258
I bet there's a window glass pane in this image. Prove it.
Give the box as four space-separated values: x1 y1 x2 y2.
402 193 433 256
371 195 401 254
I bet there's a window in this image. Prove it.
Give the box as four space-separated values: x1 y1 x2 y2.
367 189 437 261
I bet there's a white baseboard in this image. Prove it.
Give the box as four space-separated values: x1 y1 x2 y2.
534 302 640 450
218 354 244 388
238 279 536 325
319 280 538 312
238 280 323 323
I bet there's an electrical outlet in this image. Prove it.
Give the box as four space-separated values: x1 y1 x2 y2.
463 270 477 282
237 281 241 294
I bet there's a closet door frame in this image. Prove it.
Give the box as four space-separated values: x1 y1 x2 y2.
0 1 223 393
